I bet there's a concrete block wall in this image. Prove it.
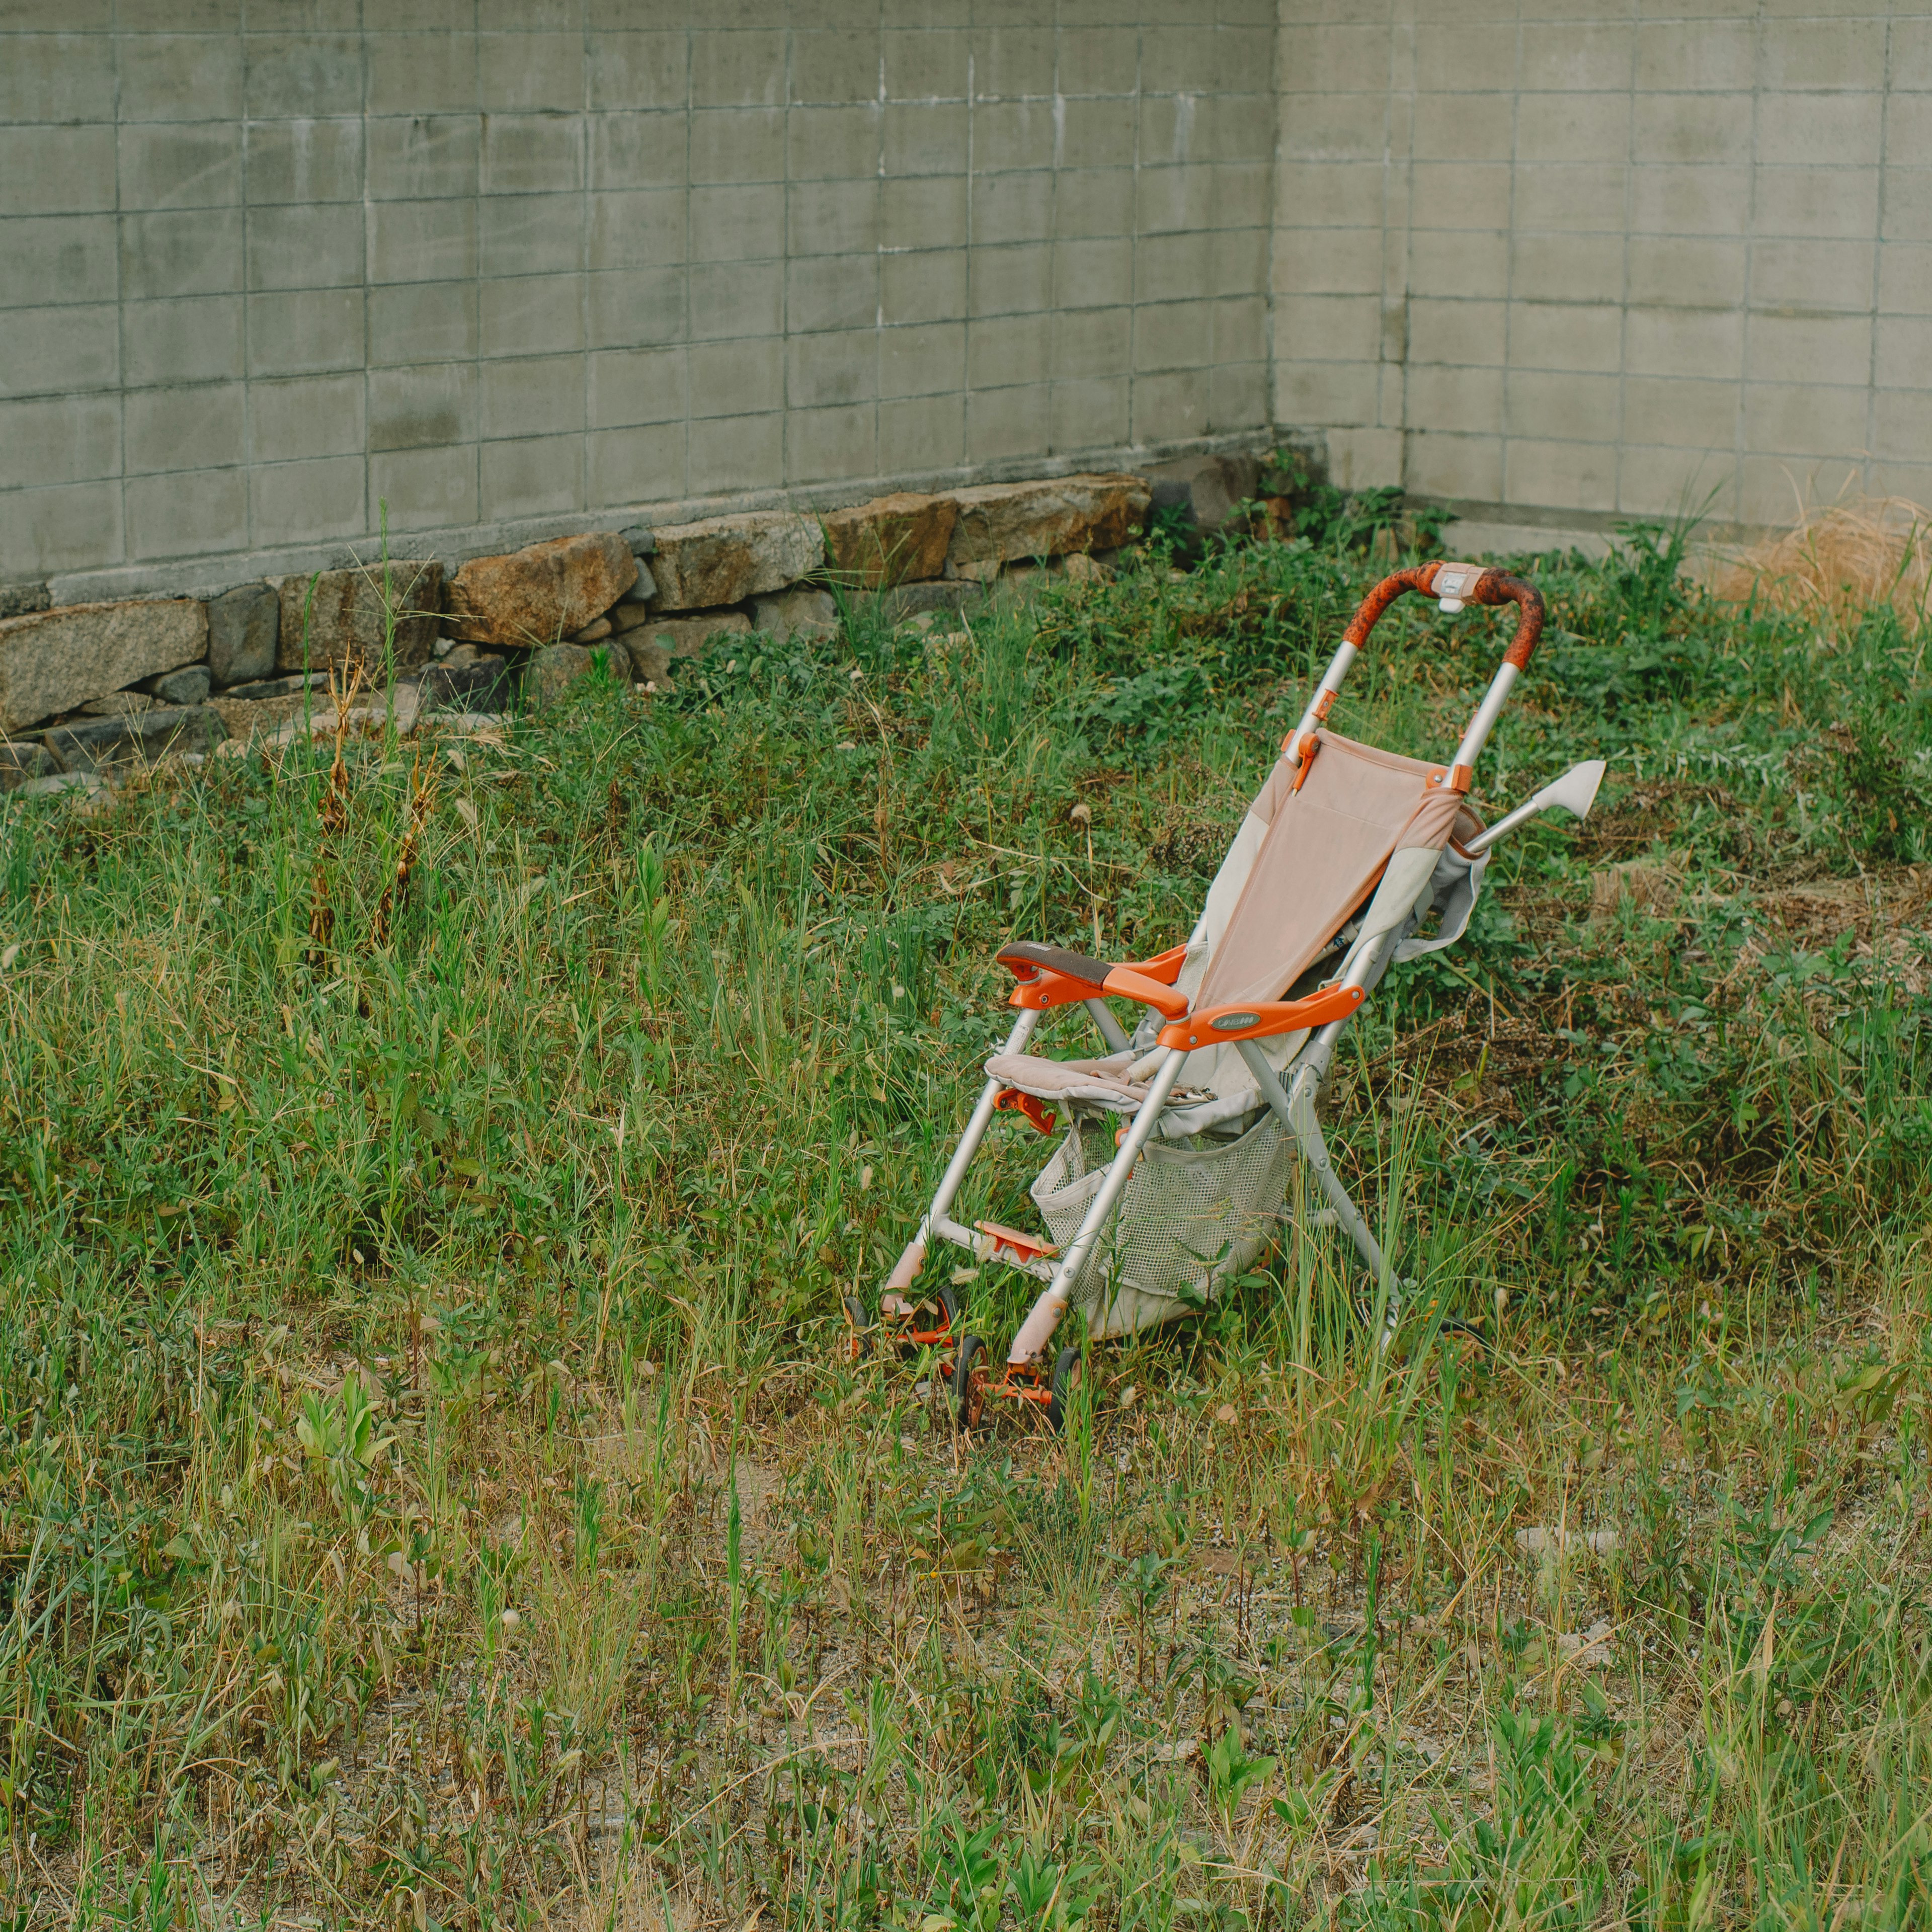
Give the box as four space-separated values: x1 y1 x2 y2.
0 1 1275 595
1273 0 1932 531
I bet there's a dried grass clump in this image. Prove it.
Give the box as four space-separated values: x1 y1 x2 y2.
1711 494 1932 641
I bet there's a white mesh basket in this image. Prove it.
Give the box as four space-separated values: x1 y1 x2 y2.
1029 1112 1296 1340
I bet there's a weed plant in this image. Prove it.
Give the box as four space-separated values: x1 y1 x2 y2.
0 520 1929 1928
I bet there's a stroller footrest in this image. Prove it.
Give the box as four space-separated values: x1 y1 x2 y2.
932 1215 1057 1282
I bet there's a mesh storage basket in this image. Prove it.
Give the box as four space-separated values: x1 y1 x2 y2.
1029 1111 1296 1340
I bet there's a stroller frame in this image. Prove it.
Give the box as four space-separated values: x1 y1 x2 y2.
862 562 1587 1428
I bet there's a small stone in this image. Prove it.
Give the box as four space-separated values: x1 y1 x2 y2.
571 615 614 642
146 664 213 707
606 596 661 636
419 646 513 714
274 560 444 676
0 598 208 736
18 771 103 799
1059 551 1112 585
633 609 751 660
207 583 280 687
647 511 824 611
878 579 986 626
528 641 593 707
448 533 636 649
44 704 227 774
221 672 322 702
0 740 58 790
0 582 50 621
625 637 671 684
821 492 957 589
750 586 838 641
619 525 655 556
80 690 156 716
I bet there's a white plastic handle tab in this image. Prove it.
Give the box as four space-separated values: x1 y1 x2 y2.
1432 561 1484 614
1462 758 1606 856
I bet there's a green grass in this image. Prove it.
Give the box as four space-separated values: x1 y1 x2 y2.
2 519 1931 1930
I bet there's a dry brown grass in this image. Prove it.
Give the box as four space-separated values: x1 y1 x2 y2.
1710 493 1932 639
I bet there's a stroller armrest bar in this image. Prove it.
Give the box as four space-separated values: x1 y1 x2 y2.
1156 982 1364 1050
998 940 1190 1013
1342 562 1546 671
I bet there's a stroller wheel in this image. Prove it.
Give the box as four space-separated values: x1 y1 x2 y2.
892 1280 961 1359
952 1333 988 1431
841 1296 870 1364
1044 1345 1086 1433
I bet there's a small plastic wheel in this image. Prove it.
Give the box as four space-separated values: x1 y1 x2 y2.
952 1333 988 1430
841 1295 870 1364
894 1279 961 1359
1044 1345 1086 1433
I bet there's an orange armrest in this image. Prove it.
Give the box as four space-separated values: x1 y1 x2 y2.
1000 939 1189 1013
1157 982 1364 1050
1100 966 1188 1019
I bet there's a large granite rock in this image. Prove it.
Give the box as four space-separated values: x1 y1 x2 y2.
419 646 513 714
447 533 636 649
528 642 593 707
822 492 957 590
647 512 823 613
0 598 207 736
1143 453 1261 535
207 583 280 687
751 587 838 642
45 704 227 773
275 560 444 676
625 609 751 667
945 473 1151 579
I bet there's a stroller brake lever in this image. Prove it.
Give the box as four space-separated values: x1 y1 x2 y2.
1461 759 1606 856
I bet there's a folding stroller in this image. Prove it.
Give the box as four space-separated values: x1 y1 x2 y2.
850 562 1604 1429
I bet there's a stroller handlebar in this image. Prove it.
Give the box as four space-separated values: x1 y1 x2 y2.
1342 562 1546 671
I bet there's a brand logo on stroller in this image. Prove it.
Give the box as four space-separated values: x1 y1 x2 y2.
1209 1012 1259 1031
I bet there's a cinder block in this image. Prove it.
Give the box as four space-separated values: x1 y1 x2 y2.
587 423 685 508
370 445 480 533
1275 226 1384 298
1760 17 1887 91
1204 94 1278 167
1211 224 1270 299
1404 362 1502 436
1058 98 1137 171
1750 238 1875 313
480 194 583 279
1325 426 1403 490
370 282 478 365
1636 19 1753 92
1517 93 1630 164
1630 96 1751 170
689 262 782 338
689 29 785 109
1275 162 1388 230
1622 375 1741 448
0 481 123 581
124 383 243 474
120 207 244 298
246 118 363 203
876 391 964 476
1273 358 1379 429
1049 235 1129 308
587 190 686 272
1134 230 1212 306
125 468 249 561
112 36 239 124
1511 232 1625 305
588 346 686 430
0 304 117 400
1737 454 1862 526
1628 235 1746 308
369 362 477 450
882 320 966 397
589 112 686 192
1503 368 1620 441
688 412 782 497
1880 244 1932 314
367 198 478 286
1049 375 1130 452
0 394 119 491
791 27 884 106
789 106 882 182
1745 310 1873 381
251 373 366 462
0 125 115 218
789 178 878 256
477 33 583 113
972 24 1056 98
115 124 242 212
1210 359 1268 432
883 103 967 177
1213 293 1267 364
787 253 877 334
244 36 363 120
1410 96 1514 164
479 434 584 518
1410 162 1513 231
481 354 586 440
1276 293 1383 361
969 380 1052 462
689 338 781 417
1278 93 1385 164
787 403 876 484
246 287 366 376
882 174 968 251
1408 296 1506 366
881 25 970 102
1278 21 1392 93
366 33 479 116
588 267 688 350
975 101 1057 175
1413 23 1518 93
1627 303 1744 379
1051 27 1139 99
1503 436 1617 513
973 170 1056 249
1521 21 1634 91
690 107 784 186
1631 166 1751 236
1876 315 1932 389
964 312 1047 391
1135 164 1214 237
251 454 366 545
588 33 687 114
1616 445 1727 518
688 183 784 263
1757 93 1882 166
481 116 585 197
790 328 880 408
1871 390 1932 460
1887 94 1932 168
971 243 1054 318
1132 368 1213 445
1743 381 1872 454
246 203 364 291
1408 229 1510 300
1508 300 1624 374
1513 165 1630 234
367 116 479 202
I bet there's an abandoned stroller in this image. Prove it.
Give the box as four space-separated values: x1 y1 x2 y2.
848 562 1604 1429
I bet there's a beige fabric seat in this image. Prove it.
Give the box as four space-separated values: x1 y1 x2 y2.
984 1050 1209 1112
